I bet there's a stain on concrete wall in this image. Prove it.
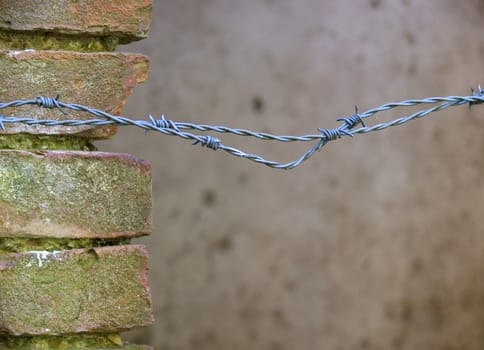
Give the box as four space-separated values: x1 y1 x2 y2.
104 1 484 349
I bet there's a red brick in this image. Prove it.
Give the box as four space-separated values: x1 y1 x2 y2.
0 50 149 138
0 0 152 43
0 150 152 239
0 245 153 335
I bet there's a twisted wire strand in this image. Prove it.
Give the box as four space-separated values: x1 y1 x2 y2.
0 86 483 169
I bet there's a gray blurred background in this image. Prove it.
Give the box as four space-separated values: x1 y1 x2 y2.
103 1 484 349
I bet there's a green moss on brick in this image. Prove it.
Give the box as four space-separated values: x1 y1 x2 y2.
0 237 132 254
0 134 97 151
0 151 152 238
0 30 119 52
0 1 151 45
0 246 152 335
0 50 149 139
0 333 152 349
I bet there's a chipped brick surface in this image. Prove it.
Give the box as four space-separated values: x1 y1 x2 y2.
0 50 149 138
0 0 152 43
0 150 152 238
0 245 153 335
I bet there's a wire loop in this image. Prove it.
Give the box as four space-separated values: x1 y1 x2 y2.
317 128 342 141
35 95 66 114
149 114 179 130
192 135 220 150
337 105 366 130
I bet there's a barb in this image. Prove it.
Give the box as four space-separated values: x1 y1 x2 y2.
1 86 484 169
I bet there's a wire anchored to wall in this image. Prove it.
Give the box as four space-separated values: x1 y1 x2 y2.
1 85 483 169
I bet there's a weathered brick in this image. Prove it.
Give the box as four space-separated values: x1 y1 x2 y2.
0 333 154 349
0 245 153 335
0 50 149 138
0 150 152 239
0 0 152 44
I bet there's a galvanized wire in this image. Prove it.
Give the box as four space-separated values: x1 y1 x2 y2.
0 86 483 169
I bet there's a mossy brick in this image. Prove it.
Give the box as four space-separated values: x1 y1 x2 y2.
0 31 121 52
0 245 153 335
0 134 97 151
0 50 149 138
0 237 132 254
0 150 152 239
0 333 153 349
0 0 152 46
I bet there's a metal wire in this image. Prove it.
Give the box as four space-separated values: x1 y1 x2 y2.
0 85 483 169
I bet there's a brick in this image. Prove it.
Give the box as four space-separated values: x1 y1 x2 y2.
0 0 152 44
0 50 149 138
0 150 152 239
0 333 154 349
0 245 153 335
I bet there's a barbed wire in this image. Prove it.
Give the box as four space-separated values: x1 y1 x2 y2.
0 85 483 169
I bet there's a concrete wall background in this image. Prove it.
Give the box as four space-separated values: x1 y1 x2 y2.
103 1 484 349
